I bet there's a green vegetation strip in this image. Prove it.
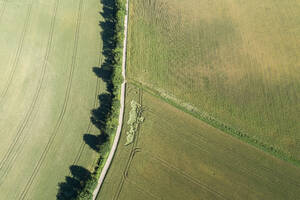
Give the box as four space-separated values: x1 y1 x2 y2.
66 0 127 199
130 80 300 167
98 84 300 200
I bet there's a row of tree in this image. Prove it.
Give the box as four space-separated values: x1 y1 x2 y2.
76 0 127 198
57 0 127 199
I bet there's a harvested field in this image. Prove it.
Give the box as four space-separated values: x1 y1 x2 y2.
97 84 300 200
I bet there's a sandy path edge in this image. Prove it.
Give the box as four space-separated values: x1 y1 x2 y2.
92 0 129 199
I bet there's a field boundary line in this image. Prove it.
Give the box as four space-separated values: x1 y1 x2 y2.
0 1 33 105
143 110 289 188
18 0 85 199
92 0 129 198
0 0 60 185
145 107 300 187
129 80 300 167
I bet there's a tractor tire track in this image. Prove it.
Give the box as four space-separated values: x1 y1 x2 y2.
126 178 161 200
73 76 101 166
113 88 143 200
146 152 229 200
145 104 300 187
0 79 48 187
145 109 300 189
113 147 141 200
0 0 7 24
144 110 210 151
0 1 33 105
0 0 60 185
72 53 103 167
18 0 85 199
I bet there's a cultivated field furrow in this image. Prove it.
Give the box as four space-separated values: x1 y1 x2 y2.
0 0 105 199
17 0 85 199
112 88 143 200
98 84 300 200
0 0 60 185
127 0 300 163
72 55 102 166
125 178 161 200
98 0 300 199
146 152 229 200
1 0 300 199
145 110 210 144
0 0 7 23
146 106 300 190
0 2 33 105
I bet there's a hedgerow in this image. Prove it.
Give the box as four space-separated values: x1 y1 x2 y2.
130 81 300 167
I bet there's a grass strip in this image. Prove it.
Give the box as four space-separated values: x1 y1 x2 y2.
129 80 300 167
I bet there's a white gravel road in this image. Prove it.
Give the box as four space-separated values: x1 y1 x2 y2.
92 0 129 199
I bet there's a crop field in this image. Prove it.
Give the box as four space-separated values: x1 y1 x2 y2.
0 0 106 199
127 0 300 160
97 84 300 200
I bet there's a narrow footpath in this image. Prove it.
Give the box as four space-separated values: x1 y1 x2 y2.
92 0 129 199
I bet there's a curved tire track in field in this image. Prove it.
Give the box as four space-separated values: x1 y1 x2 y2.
0 0 7 24
72 72 101 166
146 107 300 189
113 148 141 200
146 152 229 200
0 1 33 106
142 111 300 197
112 88 142 200
126 178 161 200
92 0 129 198
18 0 85 199
72 52 103 166
0 0 60 185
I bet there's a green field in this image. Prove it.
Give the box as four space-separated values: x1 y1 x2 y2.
98 84 300 200
127 0 300 160
96 0 300 199
1 0 300 199
0 0 105 199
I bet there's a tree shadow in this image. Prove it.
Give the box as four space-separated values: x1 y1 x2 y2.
57 0 119 198
91 93 112 132
100 0 117 58
57 165 91 200
83 93 112 153
92 67 111 84
83 134 100 152
83 133 109 153
84 0 118 152
96 0 118 94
